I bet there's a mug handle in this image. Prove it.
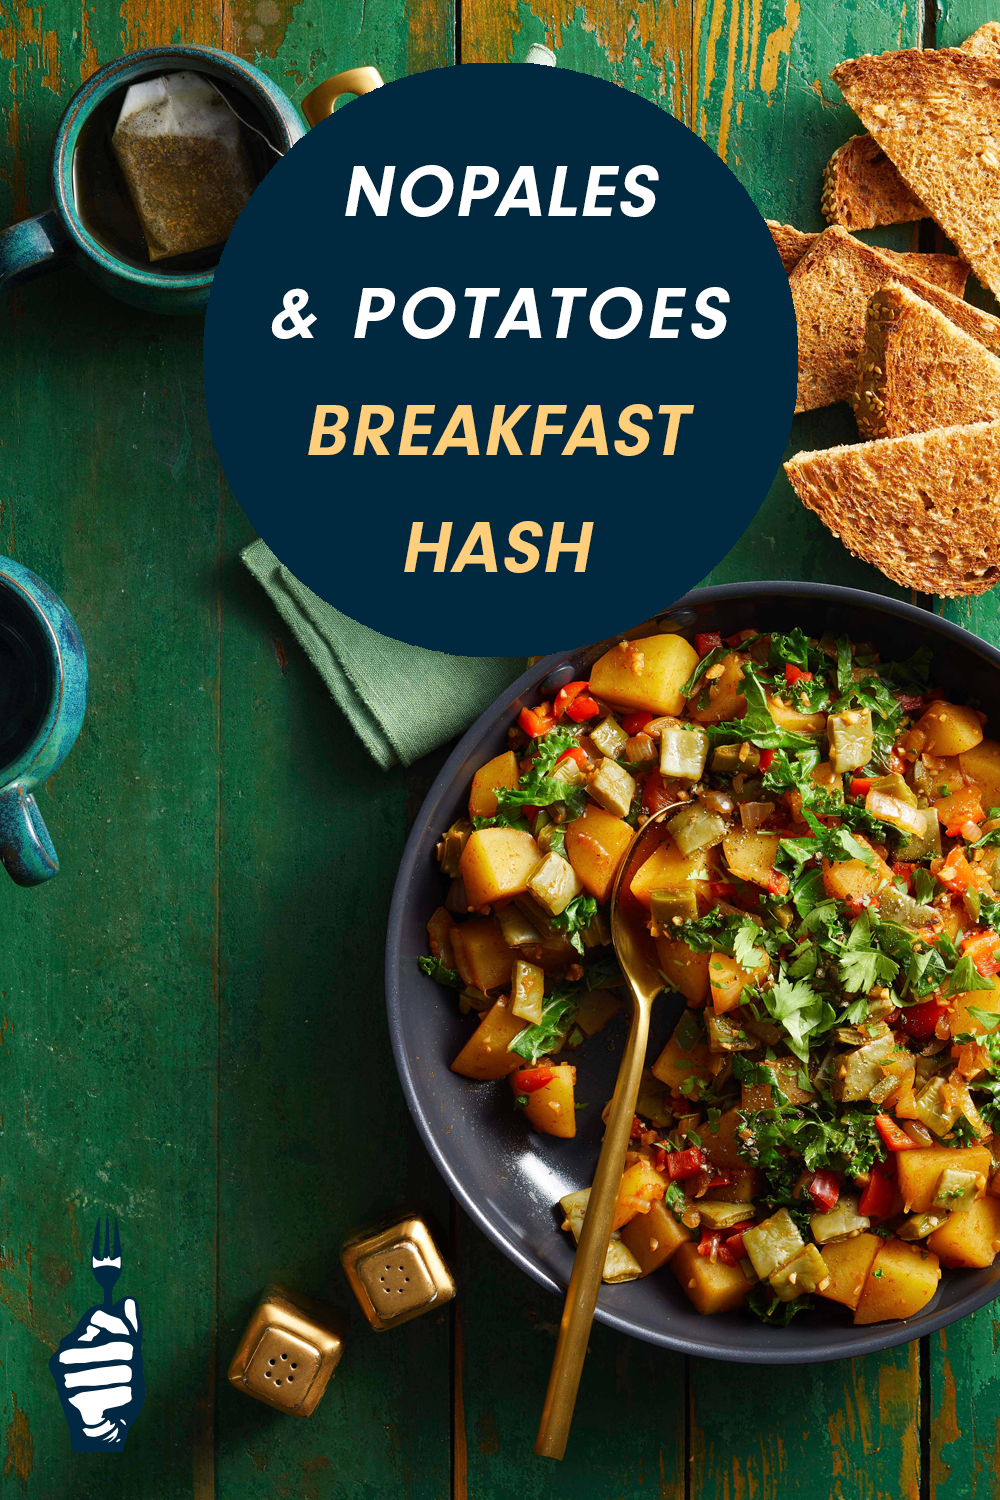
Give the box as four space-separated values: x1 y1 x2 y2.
0 783 59 886
0 210 69 293
301 66 384 128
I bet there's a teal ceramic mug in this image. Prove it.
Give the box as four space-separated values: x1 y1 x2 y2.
0 47 381 315
0 556 88 887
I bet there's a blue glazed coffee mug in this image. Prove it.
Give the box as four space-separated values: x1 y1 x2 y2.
0 556 87 886
0 47 381 315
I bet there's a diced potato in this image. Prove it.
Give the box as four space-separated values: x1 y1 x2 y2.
468 750 520 820
960 738 1000 811
927 1194 1000 1268
621 1198 691 1274
613 1157 668 1230
916 701 985 758
700 1106 750 1171
451 917 516 992
722 828 782 889
742 1208 804 1280
655 936 711 1006
631 835 709 909
515 1062 577 1138
527 851 583 916
951 976 1000 1037
897 1145 993 1213
427 906 457 970
459 827 541 910
575 988 622 1038
510 959 544 1024
709 950 768 1014
451 997 527 1080
670 1242 751 1314
817 1232 882 1311
741 1057 813 1111
822 835 893 905
588 757 637 819
854 1238 941 1324
558 1189 643 1282
771 1243 831 1300
588 633 700 717
766 694 826 737
689 653 747 725
650 1011 712 1097
564 803 633 904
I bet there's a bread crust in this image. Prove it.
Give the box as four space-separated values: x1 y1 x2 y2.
831 47 1000 300
822 135 924 230
784 421 1000 596
855 282 1000 439
768 220 968 296
822 24 1000 229
790 226 1000 411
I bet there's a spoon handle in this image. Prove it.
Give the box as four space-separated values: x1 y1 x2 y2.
535 992 652 1460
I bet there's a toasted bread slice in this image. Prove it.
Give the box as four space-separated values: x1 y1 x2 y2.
823 24 1000 230
768 220 968 294
832 48 1000 299
822 136 924 230
855 282 1000 438
790 226 1000 410
785 421 1000 596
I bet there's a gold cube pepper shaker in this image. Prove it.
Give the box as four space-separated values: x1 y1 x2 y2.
341 1215 455 1331
227 1284 344 1417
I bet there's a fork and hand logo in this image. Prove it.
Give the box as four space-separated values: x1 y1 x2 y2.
48 1218 145 1451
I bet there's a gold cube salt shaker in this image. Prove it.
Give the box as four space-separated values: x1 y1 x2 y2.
341 1215 455 1331
227 1284 344 1417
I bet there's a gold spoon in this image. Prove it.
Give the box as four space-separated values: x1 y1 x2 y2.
535 802 684 1461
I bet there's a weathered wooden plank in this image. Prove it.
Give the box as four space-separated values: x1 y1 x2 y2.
462 0 691 123
453 1205 686 1500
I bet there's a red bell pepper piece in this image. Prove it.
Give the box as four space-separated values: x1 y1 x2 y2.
898 997 949 1040
623 710 654 736
875 1114 921 1151
553 681 589 718
851 776 873 797
642 772 674 816
555 746 589 771
518 706 554 739
785 663 813 686
961 929 1000 978
859 1159 897 1219
708 881 736 901
566 694 600 723
716 1222 756 1265
697 1229 722 1259
765 869 790 897
511 1066 555 1094
936 847 992 896
807 1170 840 1213
629 1114 645 1141
759 749 776 772
666 1146 707 1181
895 691 925 713
695 631 724 657
892 861 916 891
726 629 756 647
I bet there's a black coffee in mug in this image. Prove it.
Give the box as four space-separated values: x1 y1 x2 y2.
0 590 52 773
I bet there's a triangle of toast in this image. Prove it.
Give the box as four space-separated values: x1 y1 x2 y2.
768 220 968 295
855 282 1000 438
784 420 1000 596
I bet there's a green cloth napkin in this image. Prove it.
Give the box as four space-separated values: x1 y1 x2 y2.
242 540 526 769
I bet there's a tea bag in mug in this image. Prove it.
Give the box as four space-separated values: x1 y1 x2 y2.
112 72 255 262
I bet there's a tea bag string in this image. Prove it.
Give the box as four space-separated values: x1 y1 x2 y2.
205 77 284 157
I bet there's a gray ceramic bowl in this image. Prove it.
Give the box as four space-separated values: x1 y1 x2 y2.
386 581 1000 1362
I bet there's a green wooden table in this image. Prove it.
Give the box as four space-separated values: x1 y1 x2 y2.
3 0 998 1492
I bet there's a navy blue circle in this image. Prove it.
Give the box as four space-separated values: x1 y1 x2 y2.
204 65 796 655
